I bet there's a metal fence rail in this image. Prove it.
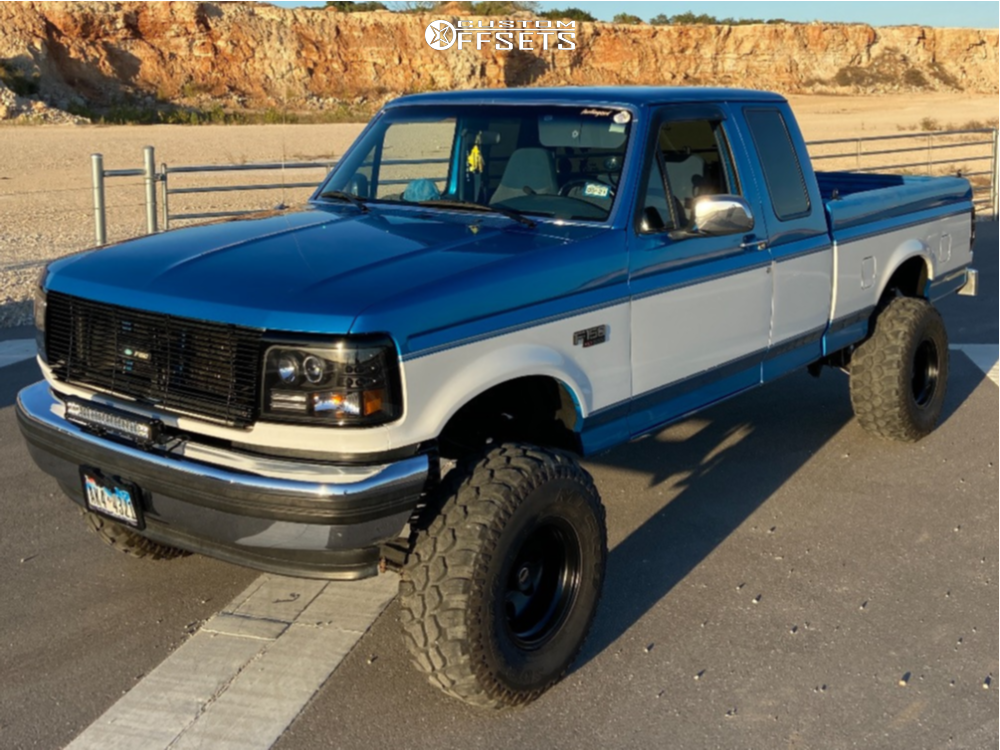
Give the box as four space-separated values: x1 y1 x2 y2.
90 129 1000 245
159 161 337 227
807 128 999 216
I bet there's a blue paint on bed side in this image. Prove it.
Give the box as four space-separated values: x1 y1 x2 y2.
824 173 972 237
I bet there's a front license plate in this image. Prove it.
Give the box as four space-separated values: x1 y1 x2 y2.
81 468 144 528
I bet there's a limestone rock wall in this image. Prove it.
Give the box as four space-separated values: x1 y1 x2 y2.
0 1 995 116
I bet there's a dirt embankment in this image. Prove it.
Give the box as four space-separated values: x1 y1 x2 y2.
0 2 996 119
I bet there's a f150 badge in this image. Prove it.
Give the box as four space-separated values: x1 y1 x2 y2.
573 325 607 348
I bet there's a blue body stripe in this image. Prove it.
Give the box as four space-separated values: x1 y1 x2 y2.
578 321 844 456
822 306 875 356
402 289 628 361
830 204 968 245
763 326 826 381
581 352 762 455
631 257 771 300
769 239 831 263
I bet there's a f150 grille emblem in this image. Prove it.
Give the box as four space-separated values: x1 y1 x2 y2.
121 346 151 361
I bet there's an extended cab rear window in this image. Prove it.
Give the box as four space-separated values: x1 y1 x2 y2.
744 108 811 221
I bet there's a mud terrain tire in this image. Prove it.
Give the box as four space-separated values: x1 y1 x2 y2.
850 296 949 442
399 444 607 708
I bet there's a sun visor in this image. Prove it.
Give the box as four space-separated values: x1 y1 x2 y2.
539 113 628 149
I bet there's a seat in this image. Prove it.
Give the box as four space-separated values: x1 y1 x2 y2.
663 153 705 226
490 148 558 205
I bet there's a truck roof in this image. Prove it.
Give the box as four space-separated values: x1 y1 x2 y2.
388 86 787 109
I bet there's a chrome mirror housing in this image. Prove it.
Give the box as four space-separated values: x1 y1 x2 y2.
691 194 755 236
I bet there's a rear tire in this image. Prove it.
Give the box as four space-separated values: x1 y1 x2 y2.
84 511 189 560
399 443 607 708
849 296 949 442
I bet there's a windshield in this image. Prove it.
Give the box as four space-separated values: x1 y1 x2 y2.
317 104 634 222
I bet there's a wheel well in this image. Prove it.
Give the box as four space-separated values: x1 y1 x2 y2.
880 256 929 306
438 376 582 460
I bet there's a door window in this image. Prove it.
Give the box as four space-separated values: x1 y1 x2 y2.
639 118 740 232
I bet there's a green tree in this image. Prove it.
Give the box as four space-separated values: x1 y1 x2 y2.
647 11 788 26
612 12 643 24
668 11 717 24
393 2 435 12
325 1 388 11
469 1 539 14
538 7 596 22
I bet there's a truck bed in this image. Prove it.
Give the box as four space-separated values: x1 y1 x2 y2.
817 170 974 351
817 171 973 233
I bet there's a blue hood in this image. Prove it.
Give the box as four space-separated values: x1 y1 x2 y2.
47 205 623 342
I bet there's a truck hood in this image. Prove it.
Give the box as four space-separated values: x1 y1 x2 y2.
46 205 606 333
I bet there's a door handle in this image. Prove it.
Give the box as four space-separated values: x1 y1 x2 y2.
740 235 767 251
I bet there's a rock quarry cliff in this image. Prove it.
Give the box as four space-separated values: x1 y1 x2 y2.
0 1 997 120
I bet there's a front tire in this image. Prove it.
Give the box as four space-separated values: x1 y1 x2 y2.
850 296 949 442
399 444 607 708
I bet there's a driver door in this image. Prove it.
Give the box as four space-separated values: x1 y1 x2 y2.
628 105 773 436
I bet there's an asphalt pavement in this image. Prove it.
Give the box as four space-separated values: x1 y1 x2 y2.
1 225 996 750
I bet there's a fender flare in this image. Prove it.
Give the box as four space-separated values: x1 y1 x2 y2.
403 342 592 440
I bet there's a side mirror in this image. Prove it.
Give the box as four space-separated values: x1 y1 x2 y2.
347 174 369 198
691 194 754 236
639 206 666 233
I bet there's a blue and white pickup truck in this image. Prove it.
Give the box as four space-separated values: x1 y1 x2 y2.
18 87 977 708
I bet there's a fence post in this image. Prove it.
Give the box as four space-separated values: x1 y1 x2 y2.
143 146 158 234
992 128 999 221
160 163 170 231
91 153 106 246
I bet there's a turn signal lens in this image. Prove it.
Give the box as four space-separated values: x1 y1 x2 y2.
363 389 384 416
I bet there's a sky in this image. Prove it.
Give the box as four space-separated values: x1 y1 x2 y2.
273 1 999 29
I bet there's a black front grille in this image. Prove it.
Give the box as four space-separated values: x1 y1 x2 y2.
46 292 263 427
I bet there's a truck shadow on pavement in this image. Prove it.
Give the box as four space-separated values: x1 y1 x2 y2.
0 358 40 410
575 362 981 671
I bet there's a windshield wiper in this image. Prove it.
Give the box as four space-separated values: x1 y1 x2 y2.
317 190 370 212
416 199 536 228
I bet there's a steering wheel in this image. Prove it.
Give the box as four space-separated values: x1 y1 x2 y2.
558 179 616 200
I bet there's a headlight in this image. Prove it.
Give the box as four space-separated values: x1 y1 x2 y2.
33 264 48 362
261 336 402 426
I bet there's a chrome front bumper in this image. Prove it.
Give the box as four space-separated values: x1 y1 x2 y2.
16 381 429 579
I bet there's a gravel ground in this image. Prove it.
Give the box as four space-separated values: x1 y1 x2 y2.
0 92 995 328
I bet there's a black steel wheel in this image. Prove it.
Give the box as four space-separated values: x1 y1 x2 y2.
399 443 607 708
503 518 582 650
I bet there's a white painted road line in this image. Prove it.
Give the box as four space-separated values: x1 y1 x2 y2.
67 573 398 750
951 344 1000 387
0 338 36 368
